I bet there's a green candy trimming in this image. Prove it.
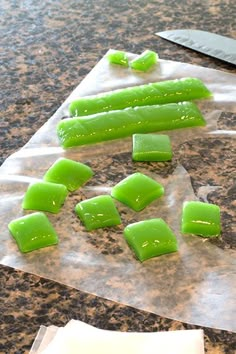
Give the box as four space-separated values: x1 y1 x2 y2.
107 50 129 67
57 101 206 148
69 77 212 117
130 50 158 72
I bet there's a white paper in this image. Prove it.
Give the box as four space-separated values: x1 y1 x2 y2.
31 320 205 354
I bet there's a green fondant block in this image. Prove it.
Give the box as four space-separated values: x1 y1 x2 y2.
8 212 59 253
111 172 164 211
22 181 68 214
132 134 172 161
181 201 221 237
44 158 94 192
124 218 178 262
75 195 121 231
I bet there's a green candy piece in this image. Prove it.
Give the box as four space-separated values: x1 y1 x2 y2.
181 201 221 237
111 172 164 211
58 102 206 148
130 50 158 72
43 158 94 192
22 181 68 214
75 195 121 231
107 50 129 67
69 77 212 117
132 134 172 161
8 212 59 253
124 218 178 262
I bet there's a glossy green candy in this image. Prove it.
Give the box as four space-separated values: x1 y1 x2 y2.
181 201 221 237
43 158 94 192
8 212 59 253
69 77 212 117
22 181 68 214
107 50 129 67
124 218 178 262
130 50 158 72
111 172 164 211
75 195 121 231
58 102 206 148
132 134 172 161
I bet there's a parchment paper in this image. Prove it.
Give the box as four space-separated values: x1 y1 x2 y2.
1 50 235 332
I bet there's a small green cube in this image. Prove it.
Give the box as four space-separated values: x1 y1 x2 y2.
75 195 121 231
132 134 173 161
8 212 59 253
43 158 94 192
22 181 68 214
124 218 178 262
130 50 158 72
107 50 129 67
181 201 221 237
111 172 164 211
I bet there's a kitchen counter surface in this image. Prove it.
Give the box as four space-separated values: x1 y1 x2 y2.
0 0 235 352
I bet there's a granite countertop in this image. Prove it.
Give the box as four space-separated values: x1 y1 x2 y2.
1 0 236 353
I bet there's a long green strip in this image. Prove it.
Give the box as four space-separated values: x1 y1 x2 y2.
57 101 206 148
69 77 212 117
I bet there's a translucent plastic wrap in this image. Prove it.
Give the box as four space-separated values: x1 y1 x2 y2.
1 51 235 332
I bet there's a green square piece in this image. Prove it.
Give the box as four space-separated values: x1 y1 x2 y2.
22 181 68 214
111 172 164 211
8 212 59 253
132 134 173 162
43 158 94 192
75 195 121 231
181 201 221 237
124 218 178 262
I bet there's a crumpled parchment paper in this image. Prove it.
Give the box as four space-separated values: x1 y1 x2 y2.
1 50 235 332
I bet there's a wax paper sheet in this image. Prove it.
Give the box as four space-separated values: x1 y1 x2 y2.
0 50 235 332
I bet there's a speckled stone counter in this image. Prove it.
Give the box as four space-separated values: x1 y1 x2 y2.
0 0 236 353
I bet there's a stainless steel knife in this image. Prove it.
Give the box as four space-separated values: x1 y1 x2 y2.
155 29 236 65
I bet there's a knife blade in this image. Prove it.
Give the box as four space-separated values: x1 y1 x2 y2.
155 29 236 65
